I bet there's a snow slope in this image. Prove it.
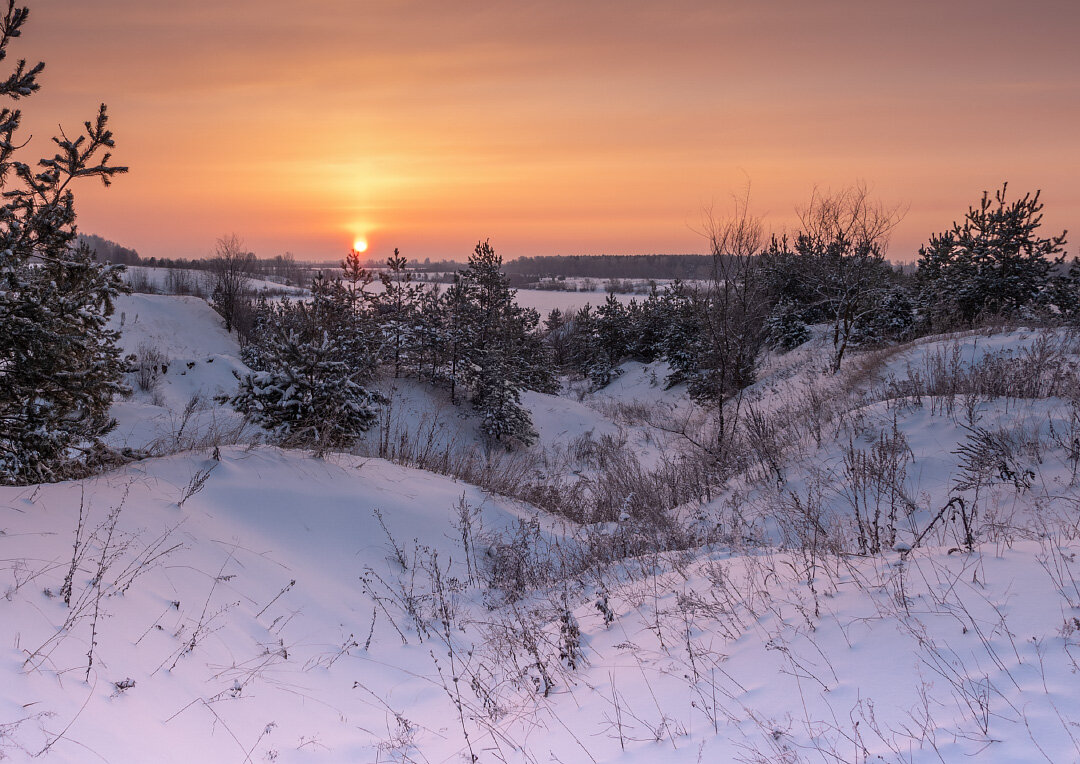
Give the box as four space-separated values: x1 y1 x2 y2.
4 440 1080 762
106 294 251 452
0 449 566 762
5 291 1080 763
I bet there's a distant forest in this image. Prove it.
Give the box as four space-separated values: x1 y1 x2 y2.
78 233 141 265
503 254 713 280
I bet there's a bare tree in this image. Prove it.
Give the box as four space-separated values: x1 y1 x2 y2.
691 188 771 456
208 234 256 335
794 184 905 372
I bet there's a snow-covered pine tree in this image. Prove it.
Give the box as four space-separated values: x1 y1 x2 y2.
1035 257 1080 321
595 293 629 369
0 4 129 484
442 271 478 405
849 285 915 347
543 307 572 368
474 352 536 445
916 184 1067 329
453 241 544 445
341 246 376 311
223 285 382 453
764 302 811 351
657 281 701 388
412 283 446 383
625 295 662 362
378 248 422 378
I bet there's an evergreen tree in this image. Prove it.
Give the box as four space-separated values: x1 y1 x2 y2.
543 308 572 368
442 272 477 405
379 248 421 377
595 293 630 367
849 286 915 347
412 284 446 383
764 302 811 351
1036 258 1080 321
341 246 376 311
625 295 663 362
916 184 1067 328
452 241 545 445
0 5 129 484
224 288 382 453
658 281 701 388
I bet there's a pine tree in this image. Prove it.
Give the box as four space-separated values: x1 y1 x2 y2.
0 4 129 484
223 289 382 453
595 293 629 368
916 184 1067 329
543 308 572 368
1036 258 1080 321
658 282 701 388
341 246 376 311
412 284 446 383
849 286 915 347
625 295 663 362
564 304 617 389
442 272 478 405
764 302 811 351
379 248 421 377
452 241 544 445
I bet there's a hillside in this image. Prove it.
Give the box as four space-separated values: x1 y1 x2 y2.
3 293 1080 762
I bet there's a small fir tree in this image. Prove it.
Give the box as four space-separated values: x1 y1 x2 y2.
0 4 129 484
223 288 382 453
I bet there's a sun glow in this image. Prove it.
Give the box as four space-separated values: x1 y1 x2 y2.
352 237 369 253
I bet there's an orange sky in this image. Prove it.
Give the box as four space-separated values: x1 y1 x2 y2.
20 1 1080 262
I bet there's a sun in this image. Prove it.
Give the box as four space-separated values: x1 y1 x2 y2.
353 237 368 254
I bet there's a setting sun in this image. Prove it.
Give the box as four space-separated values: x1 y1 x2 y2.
353 237 368 254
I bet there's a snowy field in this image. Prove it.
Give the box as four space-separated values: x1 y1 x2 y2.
122 265 634 317
122 266 307 297
4 293 1080 762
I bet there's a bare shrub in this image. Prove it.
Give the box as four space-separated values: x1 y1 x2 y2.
164 267 200 296
775 477 843 556
126 267 156 294
885 331 1080 414
144 393 254 457
840 416 915 554
134 341 169 392
953 421 1038 494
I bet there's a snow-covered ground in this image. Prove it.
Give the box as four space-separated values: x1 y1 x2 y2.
4 293 1080 762
122 266 306 297
105 294 251 453
358 279 636 316
512 288 635 316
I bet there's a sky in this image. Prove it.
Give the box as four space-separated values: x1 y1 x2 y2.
18 0 1080 262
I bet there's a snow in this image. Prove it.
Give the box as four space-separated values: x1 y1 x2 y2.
0 449 565 762
122 266 306 297
4 292 1080 762
106 294 251 452
512 288 634 316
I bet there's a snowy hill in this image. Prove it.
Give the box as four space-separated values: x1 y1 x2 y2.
105 294 252 453
0 449 567 762
4 293 1080 762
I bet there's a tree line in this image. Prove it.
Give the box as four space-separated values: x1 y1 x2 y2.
221 243 555 452
222 181 1074 458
